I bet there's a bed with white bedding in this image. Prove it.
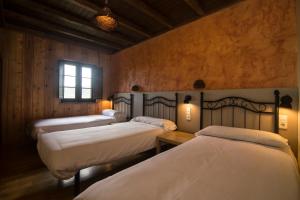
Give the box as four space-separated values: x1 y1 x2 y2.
75 91 299 200
31 94 133 139
32 114 117 139
75 126 300 200
37 117 177 179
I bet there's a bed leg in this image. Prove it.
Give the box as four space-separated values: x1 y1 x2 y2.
74 171 80 196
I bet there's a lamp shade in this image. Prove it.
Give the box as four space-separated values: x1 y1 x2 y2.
184 95 192 104
95 2 117 31
131 85 140 92
193 80 205 89
280 95 292 109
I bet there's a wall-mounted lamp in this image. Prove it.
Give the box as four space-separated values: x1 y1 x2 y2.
280 95 292 109
184 95 192 104
184 95 192 121
193 80 205 89
131 85 141 92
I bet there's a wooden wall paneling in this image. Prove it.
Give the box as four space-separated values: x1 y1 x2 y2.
1 28 112 145
0 60 1 146
32 36 47 122
1 29 8 145
99 52 111 110
15 33 25 144
22 33 34 139
4 32 13 144
0 28 3 146
5 31 25 144
52 40 65 118
10 31 22 144
43 38 54 119
49 40 60 117
100 53 111 98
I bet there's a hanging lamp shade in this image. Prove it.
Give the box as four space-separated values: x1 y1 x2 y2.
95 0 117 31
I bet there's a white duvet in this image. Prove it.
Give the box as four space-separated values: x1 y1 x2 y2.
75 134 300 200
37 121 166 179
32 115 116 139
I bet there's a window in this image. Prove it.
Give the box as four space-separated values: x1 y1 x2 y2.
58 60 102 102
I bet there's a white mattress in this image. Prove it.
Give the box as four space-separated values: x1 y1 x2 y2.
32 115 116 139
75 135 300 200
37 121 166 179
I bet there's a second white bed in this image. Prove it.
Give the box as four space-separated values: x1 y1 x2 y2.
37 118 174 179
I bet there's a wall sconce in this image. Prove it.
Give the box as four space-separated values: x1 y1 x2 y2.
193 80 205 89
131 85 140 92
184 95 192 104
280 95 292 109
184 95 192 121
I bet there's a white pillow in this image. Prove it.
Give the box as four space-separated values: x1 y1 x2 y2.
195 126 288 148
102 109 126 122
102 109 117 117
131 116 177 131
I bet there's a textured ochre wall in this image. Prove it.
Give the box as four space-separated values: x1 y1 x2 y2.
112 0 297 92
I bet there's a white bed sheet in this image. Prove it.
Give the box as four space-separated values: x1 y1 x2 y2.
75 135 300 200
37 121 166 179
32 115 116 139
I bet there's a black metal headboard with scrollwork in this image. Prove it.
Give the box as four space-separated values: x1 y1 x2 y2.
200 90 280 133
143 93 178 124
112 94 134 120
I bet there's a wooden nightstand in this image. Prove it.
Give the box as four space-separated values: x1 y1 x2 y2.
156 131 195 154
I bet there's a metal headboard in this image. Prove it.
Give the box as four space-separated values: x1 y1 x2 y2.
143 93 178 124
112 94 134 120
200 90 280 133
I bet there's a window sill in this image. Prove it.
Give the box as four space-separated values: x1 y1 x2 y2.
59 99 98 103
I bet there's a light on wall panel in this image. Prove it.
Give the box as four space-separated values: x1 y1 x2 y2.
186 104 191 121
184 95 192 121
101 100 112 109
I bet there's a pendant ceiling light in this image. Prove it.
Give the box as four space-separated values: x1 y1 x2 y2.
95 0 117 31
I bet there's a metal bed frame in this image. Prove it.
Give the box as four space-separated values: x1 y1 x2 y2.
200 90 280 133
142 93 178 124
112 94 134 120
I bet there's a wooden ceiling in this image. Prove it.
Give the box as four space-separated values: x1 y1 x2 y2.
1 0 241 53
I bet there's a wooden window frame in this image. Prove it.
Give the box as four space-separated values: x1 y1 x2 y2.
58 60 102 103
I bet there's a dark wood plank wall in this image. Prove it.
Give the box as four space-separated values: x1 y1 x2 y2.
0 28 3 146
0 28 112 146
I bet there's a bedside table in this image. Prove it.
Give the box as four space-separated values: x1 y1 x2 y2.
156 131 195 154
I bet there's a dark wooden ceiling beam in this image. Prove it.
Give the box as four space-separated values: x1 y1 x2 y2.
183 0 205 16
3 9 121 51
6 0 133 47
73 0 151 38
0 0 4 26
124 0 173 29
